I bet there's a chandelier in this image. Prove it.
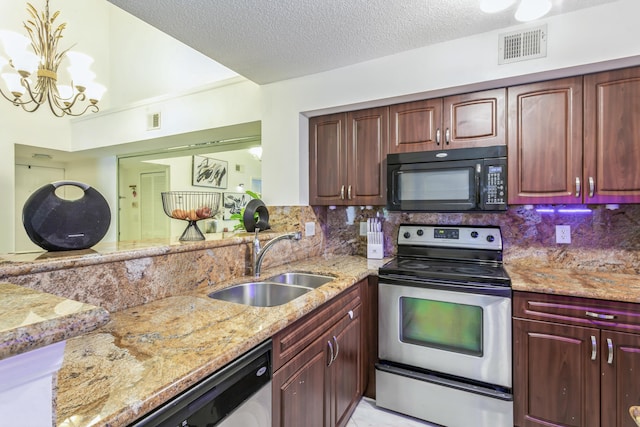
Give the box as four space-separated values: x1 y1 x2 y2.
0 0 106 117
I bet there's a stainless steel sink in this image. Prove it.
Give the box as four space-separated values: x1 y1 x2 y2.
208 282 312 307
265 272 334 288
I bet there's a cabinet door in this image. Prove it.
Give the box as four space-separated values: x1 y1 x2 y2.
309 113 348 205
346 107 388 205
584 67 640 203
513 318 600 427
272 337 329 427
507 77 583 204
331 307 362 427
388 99 443 153
444 88 506 149
600 330 640 427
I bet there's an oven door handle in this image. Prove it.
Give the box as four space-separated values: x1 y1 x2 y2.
379 275 511 298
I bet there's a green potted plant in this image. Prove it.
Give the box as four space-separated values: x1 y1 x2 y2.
229 190 261 231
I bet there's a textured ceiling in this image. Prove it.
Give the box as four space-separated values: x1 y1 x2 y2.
108 0 616 84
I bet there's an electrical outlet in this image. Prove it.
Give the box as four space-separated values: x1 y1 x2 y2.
360 222 367 236
556 225 571 244
304 222 315 237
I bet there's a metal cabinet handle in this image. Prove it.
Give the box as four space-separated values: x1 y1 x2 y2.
347 185 352 200
445 128 450 145
575 177 581 198
436 128 441 145
585 311 616 320
340 185 345 200
327 340 334 366
589 176 595 198
333 336 339 361
607 338 614 364
591 335 597 360
347 310 354 320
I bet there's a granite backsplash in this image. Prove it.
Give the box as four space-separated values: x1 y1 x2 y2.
2 204 638 312
314 204 640 274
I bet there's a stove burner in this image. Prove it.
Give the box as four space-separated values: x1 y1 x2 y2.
381 224 511 290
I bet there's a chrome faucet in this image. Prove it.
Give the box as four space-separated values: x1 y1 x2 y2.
253 229 302 278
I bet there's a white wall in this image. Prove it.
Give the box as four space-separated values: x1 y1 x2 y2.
0 0 245 252
259 0 640 205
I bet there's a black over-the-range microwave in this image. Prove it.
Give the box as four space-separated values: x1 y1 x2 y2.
386 145 507 212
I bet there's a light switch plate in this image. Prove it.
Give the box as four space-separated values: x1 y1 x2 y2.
556 225 571 244
360 222 367 236
305 222 315 237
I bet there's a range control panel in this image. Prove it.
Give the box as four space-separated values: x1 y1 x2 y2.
397 225 503 250
485 165 506 205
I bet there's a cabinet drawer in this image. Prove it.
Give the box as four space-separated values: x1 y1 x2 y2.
514 291 640 333
273 284 361 371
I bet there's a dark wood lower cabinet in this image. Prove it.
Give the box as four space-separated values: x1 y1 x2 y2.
272 282 364 427
514 291 640 427
513 318 600 427
600 331 640 427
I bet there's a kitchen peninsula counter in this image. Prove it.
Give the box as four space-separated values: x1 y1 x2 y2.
0 282 109 360
55 255 385 427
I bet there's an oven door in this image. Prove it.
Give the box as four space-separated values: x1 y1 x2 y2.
378 280 511 388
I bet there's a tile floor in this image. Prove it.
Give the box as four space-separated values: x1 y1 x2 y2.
346 397 438 427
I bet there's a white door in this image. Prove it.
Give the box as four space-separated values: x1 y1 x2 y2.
140 171 169 239
15 164 65 252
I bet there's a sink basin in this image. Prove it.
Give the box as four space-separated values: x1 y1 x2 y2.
208 282 312 307
265 272 334 288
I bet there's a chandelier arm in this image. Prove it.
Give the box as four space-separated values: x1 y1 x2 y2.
21 76 47 106
0 87 42 112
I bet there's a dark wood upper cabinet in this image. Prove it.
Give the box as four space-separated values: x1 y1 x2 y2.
507 77 584 204
444 88 506 149
309 107 387 206
388 88 505 154
509 66 640 205
309 113 348 205
388 98 442 153
584 67 640 203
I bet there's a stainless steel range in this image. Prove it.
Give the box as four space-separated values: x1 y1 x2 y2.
376 224 513 427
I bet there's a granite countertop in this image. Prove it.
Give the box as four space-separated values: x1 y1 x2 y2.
0 283 110 361
55 255 386 427
9 253 635 426
506 262 640 303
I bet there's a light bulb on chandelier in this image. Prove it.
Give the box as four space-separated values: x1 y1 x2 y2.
0 0 106 117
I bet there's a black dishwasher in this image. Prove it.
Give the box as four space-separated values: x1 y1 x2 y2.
130 339 272 427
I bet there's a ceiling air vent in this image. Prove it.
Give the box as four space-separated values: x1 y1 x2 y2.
499 24 547 64
147 112 161 130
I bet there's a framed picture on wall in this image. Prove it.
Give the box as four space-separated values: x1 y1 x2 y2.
223 192 250 220
192 155 228 189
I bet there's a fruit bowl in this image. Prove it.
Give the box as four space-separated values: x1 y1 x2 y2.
161 191 222 241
